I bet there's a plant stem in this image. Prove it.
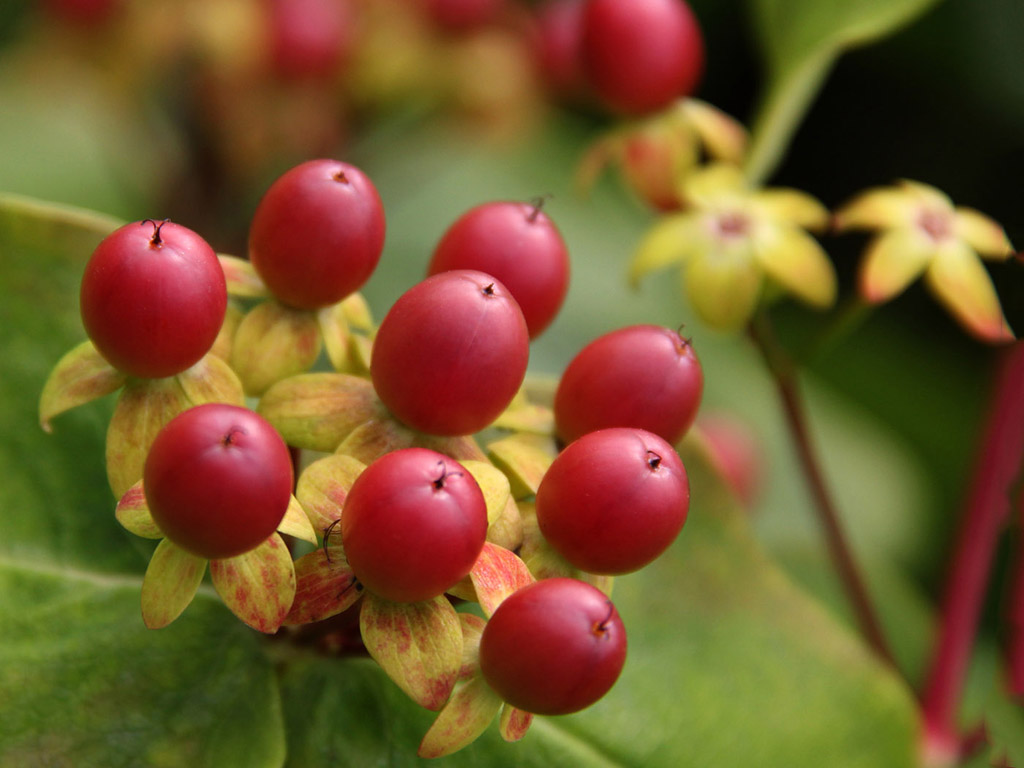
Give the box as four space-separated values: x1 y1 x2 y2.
748 309 897 669
920 340 1024 754
1006 487 1024 698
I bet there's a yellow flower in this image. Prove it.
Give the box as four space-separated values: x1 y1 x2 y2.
630 164 836 331
834 180 1014 343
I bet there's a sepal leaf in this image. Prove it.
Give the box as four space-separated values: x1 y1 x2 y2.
276 495 318 545
39 340 126 432
218 254 268 298
417 614 502 758
176 352 245 407
230 300 322 397
486 434 557 498
359 592 463 711
258 373 378 453
468 542 534 617
295 453 367 534
460 460 511 526
498 704 533 742
140 539 208 629
210 533 297 633
284 545 363 626
115 480 162 539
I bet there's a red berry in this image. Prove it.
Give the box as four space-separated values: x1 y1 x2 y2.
341 448 488 603
80 219 227 379
698 412 763 508
421 0 504 32
533 0 586 97
427 200 570 339
248 159 386 310
581 0 704 115
143 404 294 560
267 0 354 80
536 427 689 574
554 324 703 445
370 270 530 436
479 578 627 715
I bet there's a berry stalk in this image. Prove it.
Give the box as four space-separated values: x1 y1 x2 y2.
748 309 897 670
920 340 1024 756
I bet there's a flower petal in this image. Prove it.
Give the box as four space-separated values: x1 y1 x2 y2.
684 243 762 332
857 228 934 304
833 187 921 232
680 98 747 163
628 213 702 287
751 189 829 232
924 240 1014 343
753 226 836 308
954 207 1014 259
680 163 746 208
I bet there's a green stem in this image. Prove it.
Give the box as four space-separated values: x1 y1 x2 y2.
800 294 874 364
748 309 897 670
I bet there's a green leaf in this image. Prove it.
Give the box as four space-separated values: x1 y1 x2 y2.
745 0 943 183
0 562 284 768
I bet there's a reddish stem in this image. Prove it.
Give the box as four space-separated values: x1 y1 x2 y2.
1005 485 1024 697
920 340 1024 754
748 312 897 669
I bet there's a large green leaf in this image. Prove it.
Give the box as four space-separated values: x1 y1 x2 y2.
745 0 944 183
0 185 920 765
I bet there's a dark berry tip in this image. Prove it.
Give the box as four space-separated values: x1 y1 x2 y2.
140 218 171 247
527 193 553 223
646 450 662 470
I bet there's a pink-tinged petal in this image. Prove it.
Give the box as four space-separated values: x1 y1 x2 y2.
39 340 126 432
751 189 829 232
681 98 747 163
954 207 1014 259
210 533 296 633
833 187 921 232
276 494 318 544
681 164 747 208
753 226 836 307
283 546 361 626
924 241 1014 343
468 543 534 617
498 704 533 742
141 539 207 629
115 480 163 539
360 593 463 711
629 213 702 287
857 228 934 304
683 244 763 332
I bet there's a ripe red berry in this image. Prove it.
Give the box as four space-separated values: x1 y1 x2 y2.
581 0 704 115
427 200 570 339
536 427 689 574
80 219 227 379
341 448 488 603
479 578 627 715
143 404 294 560
267 0 353 80
533 0 586 98
248 159 386 310
370 270 530 436
554 324 703 445
421 0 504 32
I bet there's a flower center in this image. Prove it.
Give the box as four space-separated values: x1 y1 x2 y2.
713 210 750 239
917 208 953 242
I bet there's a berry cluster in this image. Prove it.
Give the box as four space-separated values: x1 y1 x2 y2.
41 148 703 755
